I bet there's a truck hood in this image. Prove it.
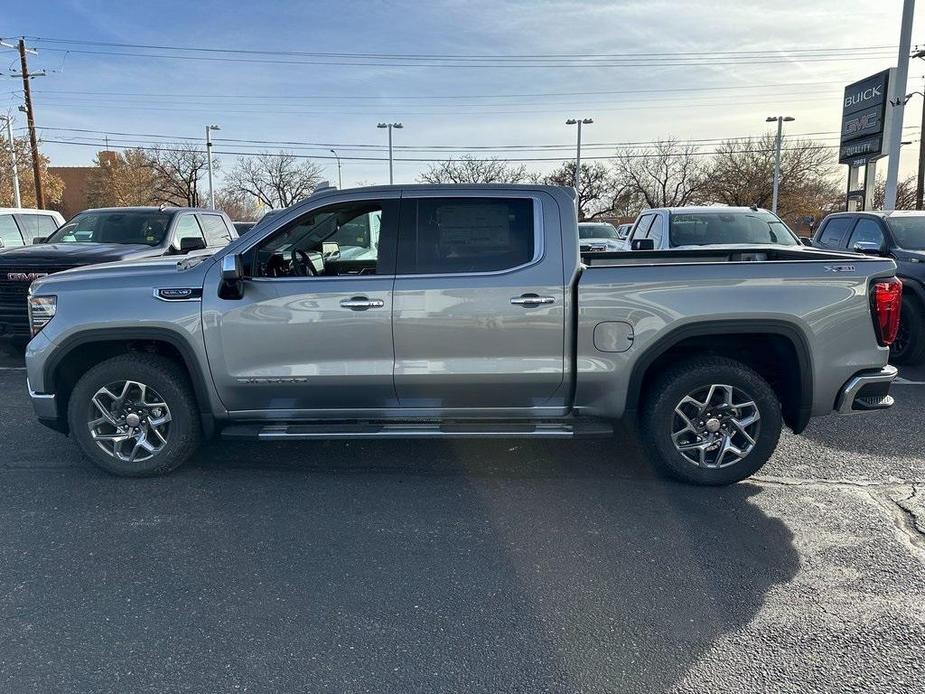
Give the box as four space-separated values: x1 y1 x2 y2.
31 252 216 293
0 242 158 265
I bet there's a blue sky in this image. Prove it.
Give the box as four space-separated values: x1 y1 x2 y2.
4 0 925 187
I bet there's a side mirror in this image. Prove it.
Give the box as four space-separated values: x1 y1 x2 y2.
853 241 885 256
32 236 46 244
631 238 656 251
221 253 243 281
179 237 207 253
219 253 245 300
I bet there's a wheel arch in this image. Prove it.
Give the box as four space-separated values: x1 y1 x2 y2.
626 320 813 434
44 328 215 437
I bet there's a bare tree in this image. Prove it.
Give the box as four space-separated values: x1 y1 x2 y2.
533 161 636 220
613 139 709 209
215 187 264 221
224 152 324 209
418 155 527 185
874 174 917 210
86 149 158 207
146 143 211 207
0 134 64 208
706 134 839 217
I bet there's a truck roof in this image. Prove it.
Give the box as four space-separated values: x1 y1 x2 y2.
309 183 575 198
75 206 218 214
654 206 774 215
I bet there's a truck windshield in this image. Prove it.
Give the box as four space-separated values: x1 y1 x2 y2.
579 223 619 239
887 216 925 250
46 211 172 246
669 211 799 247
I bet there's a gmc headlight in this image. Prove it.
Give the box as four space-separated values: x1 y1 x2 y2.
28 294 56 336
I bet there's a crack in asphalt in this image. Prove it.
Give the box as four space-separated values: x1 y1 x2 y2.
868 485 925 558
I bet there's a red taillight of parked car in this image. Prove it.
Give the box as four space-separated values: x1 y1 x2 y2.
871 277 902 346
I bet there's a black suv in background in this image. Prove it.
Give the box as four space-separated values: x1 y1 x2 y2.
0 206 237 342
812 210 925 364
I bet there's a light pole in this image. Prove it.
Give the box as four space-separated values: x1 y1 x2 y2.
205 124 220 209
329 148 343 188
0 115 21 208
377 122 403 184
766 116 795 214
884 0 915 211
566 118 593 191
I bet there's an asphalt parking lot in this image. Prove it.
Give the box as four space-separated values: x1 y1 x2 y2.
1 346 923 693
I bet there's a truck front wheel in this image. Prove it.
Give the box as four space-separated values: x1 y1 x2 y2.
640 356 782 485
67 354 201 477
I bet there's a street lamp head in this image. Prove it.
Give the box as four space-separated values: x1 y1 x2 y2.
766 116 778 122
783 116 795 122
377 123 388 129
565 119 578 125
208 124 221 131
393 122 403 129
582 118 594 124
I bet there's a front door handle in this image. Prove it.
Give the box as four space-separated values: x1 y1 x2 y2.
511 294 556 307
340 296 385 311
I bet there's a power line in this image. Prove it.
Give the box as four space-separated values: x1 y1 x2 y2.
33 124 919 152
26 47 897 69
40 136 857 162
23 36 898 61
29 80 851 101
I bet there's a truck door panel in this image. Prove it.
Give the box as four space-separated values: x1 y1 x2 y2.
392 193 566 410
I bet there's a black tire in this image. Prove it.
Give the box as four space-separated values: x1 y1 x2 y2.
640 356 783 486
889 296 925 365
67 353 201 477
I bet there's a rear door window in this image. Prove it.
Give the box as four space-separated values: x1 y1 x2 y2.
646 215 664 246
14 214 59 242
197 213 235 246
0 214 24 248
847 218 885 249
397 197 535 274
817 217 855 249
173 214 206 248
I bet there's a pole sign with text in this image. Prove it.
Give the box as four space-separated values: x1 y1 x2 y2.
840 69 893 165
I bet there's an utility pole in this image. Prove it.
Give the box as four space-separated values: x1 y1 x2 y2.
1 115 21 208
918 77 925 210
884 0 915 210
377 122 403 184
17 39 45 209
766 115 795 214
205 124 220 209
566 118 593 192
329 148 343 188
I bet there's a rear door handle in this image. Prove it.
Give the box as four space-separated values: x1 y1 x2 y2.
510 294 556 306
340 296 385 310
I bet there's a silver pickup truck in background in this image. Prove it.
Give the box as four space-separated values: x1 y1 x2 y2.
24 184 900 485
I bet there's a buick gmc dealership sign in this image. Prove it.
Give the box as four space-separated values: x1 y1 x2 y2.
839 69 893 164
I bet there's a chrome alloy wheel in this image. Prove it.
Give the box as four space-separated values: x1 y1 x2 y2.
88 380 172 463
671 384 760 469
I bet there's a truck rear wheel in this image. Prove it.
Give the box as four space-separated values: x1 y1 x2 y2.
889 296 925 365
67 354 201 477
640 356 782 485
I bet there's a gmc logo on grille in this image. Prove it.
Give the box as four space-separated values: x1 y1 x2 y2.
6 272 48 281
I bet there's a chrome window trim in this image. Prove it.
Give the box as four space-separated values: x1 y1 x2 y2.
232 189 546 282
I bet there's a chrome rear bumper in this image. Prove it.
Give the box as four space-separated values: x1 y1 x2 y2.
835 365 897 414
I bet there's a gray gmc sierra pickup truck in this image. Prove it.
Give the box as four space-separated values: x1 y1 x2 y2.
24 184 900 485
